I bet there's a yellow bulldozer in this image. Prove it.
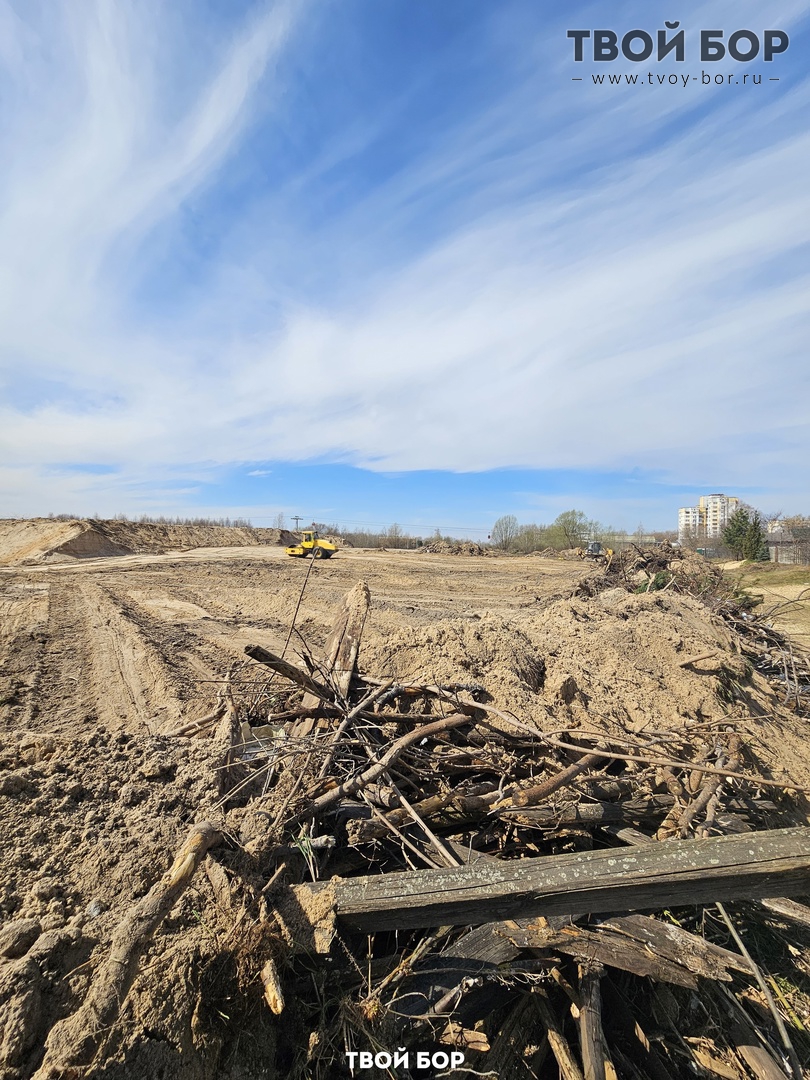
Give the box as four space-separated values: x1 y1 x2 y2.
285 529 337 559
577 540 614 566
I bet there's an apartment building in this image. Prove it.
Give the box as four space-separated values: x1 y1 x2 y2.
678 494 739 540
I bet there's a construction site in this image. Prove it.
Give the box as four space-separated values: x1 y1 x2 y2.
1 517 809 1080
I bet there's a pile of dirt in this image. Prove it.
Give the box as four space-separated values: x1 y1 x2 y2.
420 540 489 555
320 534 351 548
0 519 299 566
359 588 810 785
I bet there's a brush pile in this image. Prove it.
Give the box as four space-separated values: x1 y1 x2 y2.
201 568 810 1079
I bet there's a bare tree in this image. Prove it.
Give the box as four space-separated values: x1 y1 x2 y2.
491 515 519 551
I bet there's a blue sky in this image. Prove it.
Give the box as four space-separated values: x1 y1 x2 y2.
1 1 808 534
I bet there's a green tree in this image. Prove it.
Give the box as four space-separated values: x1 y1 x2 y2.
553 509 590 549
723 508 769 561
723 508 750 558
491 514 519 551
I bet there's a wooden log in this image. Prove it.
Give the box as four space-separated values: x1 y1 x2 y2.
320 826 810 932
244 644 333 702
511 753 605 808
536 991 585 1080
500 796 675 826
301 581 369 709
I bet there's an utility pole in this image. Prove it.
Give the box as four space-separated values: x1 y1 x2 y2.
292 515 302 531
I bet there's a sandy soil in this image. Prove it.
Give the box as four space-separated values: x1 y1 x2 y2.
1 524 809 1079
0 546 583 740
723 561 810 646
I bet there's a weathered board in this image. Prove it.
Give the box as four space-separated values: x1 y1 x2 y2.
323 826 810 932
301 580 369 709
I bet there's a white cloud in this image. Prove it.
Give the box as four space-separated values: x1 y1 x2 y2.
1 0 809 516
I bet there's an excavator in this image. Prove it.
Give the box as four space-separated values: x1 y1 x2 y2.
285 529 337 559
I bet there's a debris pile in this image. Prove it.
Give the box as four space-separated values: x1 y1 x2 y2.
0 517 299 565
420 540 490 556
2 557 810 1079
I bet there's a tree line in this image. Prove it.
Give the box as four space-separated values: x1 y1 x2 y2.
45 513 255 528
489 510 658 553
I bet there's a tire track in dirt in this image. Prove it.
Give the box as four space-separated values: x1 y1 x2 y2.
16 576 98 736
76 582 192 734
0 580 50 726
117 584 291 680
24 579 193 735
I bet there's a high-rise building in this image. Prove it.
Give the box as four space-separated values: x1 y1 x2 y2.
678 494 739 541
699 494 740 538
678 506 702 540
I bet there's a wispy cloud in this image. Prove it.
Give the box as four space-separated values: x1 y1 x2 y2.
1 0 808 521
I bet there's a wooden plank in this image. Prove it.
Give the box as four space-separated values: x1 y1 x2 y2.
578 962 607 1080
759 896 810 928
502 924 723 989
326 827 810 932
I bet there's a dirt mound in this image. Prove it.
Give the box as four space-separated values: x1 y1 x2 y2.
420 540 489 555
0 519 299 566
360 587 810 786
0 520 93 566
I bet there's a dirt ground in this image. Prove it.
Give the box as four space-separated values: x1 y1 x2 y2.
723 561 810 647
1 524 809 1079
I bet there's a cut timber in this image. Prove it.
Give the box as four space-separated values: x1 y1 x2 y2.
321 827 810 932
502 915 749 989
302 580 369 708
578 961 607 1080
759 896 810 929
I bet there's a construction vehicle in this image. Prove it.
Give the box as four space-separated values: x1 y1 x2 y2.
285 529 337 559
577 540 614 565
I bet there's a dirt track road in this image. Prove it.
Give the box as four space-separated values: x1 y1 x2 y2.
0 548 583 738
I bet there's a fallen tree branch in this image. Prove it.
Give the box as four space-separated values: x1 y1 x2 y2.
34 821 222 1078
244 644 334 702
510 753 606 808
288 712 474 824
